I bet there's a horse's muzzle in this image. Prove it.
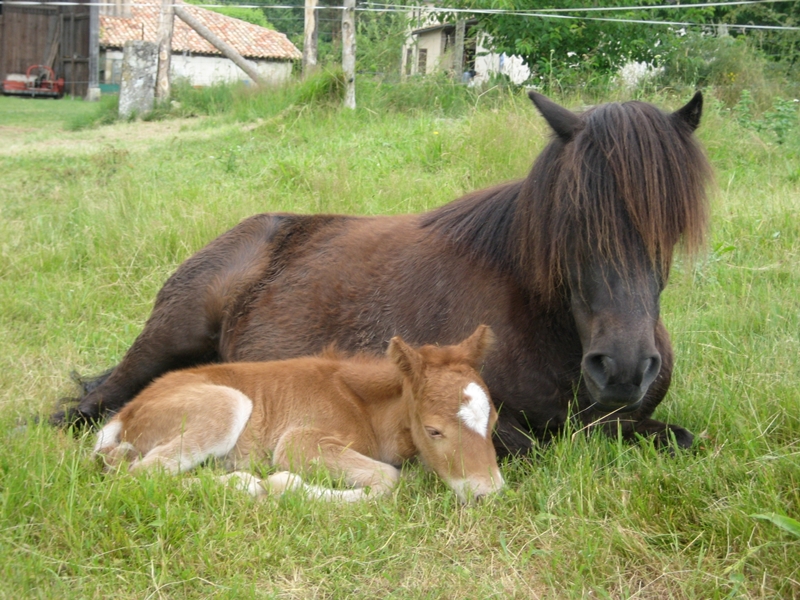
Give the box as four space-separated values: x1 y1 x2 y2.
582 351 660 414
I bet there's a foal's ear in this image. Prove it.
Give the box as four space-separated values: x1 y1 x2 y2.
672 91 703 132
528 91 582 141
459 324 496 368
388 336 423 379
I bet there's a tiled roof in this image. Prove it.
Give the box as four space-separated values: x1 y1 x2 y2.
100 2 301 61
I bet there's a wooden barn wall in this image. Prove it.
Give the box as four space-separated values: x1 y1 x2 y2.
0 5 90 97
59 8 90 97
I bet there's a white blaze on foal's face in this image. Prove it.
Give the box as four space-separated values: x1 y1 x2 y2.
458 382 492 437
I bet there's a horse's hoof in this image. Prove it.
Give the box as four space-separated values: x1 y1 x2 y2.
661 424 695 450
49 405 99 431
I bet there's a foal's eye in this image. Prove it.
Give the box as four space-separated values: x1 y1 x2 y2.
425 426 443 439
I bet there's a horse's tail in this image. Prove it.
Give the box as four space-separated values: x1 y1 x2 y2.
49 367 116 426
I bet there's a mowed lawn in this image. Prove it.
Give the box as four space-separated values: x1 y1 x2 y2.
0 90 798 599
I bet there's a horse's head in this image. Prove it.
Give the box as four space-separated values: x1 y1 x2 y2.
527 92 710 412
388 325 504 503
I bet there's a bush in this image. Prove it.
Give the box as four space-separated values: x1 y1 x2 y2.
662 32 784 108
734 90 799 144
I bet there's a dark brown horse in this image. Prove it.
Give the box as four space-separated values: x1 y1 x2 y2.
55 92 712 455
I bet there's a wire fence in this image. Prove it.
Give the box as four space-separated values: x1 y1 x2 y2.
1 0 799 31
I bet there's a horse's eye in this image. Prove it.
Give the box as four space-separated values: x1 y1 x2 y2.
425 426 443 439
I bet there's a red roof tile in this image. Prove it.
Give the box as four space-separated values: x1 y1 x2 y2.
100 2 301 61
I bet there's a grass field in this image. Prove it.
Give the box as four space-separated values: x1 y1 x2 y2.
0 86 798 598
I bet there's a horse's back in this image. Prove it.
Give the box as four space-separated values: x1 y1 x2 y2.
224 213 524 358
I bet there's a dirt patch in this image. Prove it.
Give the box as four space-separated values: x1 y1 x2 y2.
0 117 237 156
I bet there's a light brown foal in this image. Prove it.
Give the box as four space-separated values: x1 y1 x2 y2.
94 325 504 503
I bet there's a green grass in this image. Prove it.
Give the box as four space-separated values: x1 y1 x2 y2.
1 85 798 598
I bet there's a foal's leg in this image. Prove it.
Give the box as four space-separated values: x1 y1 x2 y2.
268 428 400 502
127 384 252 475
183 470 305 498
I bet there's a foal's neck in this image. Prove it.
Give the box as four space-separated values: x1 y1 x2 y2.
340 360 416 466
367 388 416 466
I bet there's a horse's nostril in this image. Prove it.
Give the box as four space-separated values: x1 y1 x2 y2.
642 354 662 386
583 353 613 388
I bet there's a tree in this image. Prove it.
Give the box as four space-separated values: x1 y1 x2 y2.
444 0 749 83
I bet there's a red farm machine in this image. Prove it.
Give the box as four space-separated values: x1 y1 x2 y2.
2 65 65 99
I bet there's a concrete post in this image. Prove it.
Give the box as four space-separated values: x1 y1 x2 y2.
119 41 158 119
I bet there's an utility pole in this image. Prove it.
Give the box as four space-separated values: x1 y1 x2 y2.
87 0 100 100
156 0 175 101
342 0 356 109
303 0 318 78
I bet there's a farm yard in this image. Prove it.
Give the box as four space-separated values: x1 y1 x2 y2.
0 80 798 598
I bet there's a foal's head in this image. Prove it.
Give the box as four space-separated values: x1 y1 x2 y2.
388 325 503 503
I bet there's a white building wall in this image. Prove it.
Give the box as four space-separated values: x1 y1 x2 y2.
102 49 292 87
415 30 448 75
170 54 292 87
401 28 531 85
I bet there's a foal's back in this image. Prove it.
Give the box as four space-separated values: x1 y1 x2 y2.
103 354 403 464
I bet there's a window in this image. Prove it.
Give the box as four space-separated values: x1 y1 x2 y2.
418 49 427 76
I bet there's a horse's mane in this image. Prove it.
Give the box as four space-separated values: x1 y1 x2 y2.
422 100 712 302
420 180 524 275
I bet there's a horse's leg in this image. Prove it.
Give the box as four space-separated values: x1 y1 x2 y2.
54 215 280 426
618 337 693 449
269 428 400 502
625 419 694 449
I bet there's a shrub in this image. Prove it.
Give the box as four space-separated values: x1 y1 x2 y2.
662 32 783 108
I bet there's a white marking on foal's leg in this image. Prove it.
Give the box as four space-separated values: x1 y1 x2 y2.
259 472 372 502
300 485 369 502
202 387 253 459
458 382 491 437
93 419 122 453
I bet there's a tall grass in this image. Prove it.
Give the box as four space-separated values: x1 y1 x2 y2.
0 88 798 598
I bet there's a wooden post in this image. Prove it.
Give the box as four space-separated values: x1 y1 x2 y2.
453 19 465 80
342 0 356 109
302 0 318 78
155 0 174 101
174 5 265 86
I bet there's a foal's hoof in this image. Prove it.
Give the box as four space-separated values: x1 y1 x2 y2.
261 471 304 495
218 471 267 497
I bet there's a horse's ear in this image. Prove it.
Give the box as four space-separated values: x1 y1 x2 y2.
388 336 423 379
459 324 496 368
673 91 703 132
528 91 582 141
